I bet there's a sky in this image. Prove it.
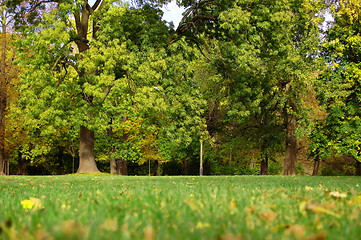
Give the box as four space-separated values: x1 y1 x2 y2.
89 0 185 28
161 1 185 28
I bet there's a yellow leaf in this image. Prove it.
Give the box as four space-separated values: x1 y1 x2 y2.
99 218 118 231
306 203 340 218
305 186 314 191
21 200 35 210
348 195 361 205
229 200 237 209
196 222 210 229
21 197 44 210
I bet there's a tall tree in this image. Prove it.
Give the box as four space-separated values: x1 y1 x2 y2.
176 0 324 175
12 0 173 173
0 0 17 175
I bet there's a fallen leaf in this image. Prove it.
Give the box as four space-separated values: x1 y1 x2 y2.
305 186 314 191
260 211 277 221
99 218 118 231
219 234 243 240
184 199 198 211
348 195 361 206
329 191 347 199
196 222 210 229
143 226 155 240
285 225 305 239
20 197 44 211
306 202 340 218
307 231 326 240
229 200 237 209
62 220 89 238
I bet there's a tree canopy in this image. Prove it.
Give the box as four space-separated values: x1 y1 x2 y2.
2 0 360 176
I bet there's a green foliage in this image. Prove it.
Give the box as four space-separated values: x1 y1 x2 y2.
312 0 361 163
12 1 207 168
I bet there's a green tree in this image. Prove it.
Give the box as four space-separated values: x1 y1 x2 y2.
176 0 323 175
312 0 361 175
13 0 176 173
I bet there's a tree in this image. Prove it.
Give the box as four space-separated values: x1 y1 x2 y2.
0 0 17 175
312 0 361 175
12 0 176 173
176 0 324 175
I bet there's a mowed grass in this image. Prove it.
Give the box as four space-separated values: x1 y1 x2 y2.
0 175 360 240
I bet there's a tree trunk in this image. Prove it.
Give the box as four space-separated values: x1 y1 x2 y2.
16 151 27 175
116 157 128 175
77 126 100 173
260 144 269 175
110 156 117 174
0 10 7 176
73 5 98 173
312 159 320 176
153 160 159 176
356 160 361 176
184 159 190 175
107 123 117 174
283 113 297 175
260 153 269 175
204 160 211 175
0 149 5 175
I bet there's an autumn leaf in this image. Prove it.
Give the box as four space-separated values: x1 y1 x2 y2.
348 195 361 206
219 234 243 240
285 225 305 239
143 226 155 240
300 201 340 218
99 218 118 231
329 191 347 199
259 211 277 222
229 200 237 209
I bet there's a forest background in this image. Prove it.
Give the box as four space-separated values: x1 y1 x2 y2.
0 0 360 176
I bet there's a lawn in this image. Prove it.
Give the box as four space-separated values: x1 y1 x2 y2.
0 175 360 240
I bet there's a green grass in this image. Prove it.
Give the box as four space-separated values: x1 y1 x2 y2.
1 175 360 240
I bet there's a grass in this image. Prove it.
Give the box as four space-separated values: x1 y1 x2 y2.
0 175 360 240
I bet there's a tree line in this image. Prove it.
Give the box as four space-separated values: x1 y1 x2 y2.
0 0 359 176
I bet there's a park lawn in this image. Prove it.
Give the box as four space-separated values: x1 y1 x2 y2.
0 175 360 240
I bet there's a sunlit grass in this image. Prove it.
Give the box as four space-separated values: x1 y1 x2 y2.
1 175 360 239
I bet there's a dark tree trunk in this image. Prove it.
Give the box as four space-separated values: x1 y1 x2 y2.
107 123 117 174
312 159 320 176
116 157 128 175
0 149 5 175
260 144 269 175
184 159 190 175
283 113 297 175
77 126 100 173
16 151 27 175
0 11 7 176
153 160 159 176
356 160 361 176
260 153 269 175
204 160 211 175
